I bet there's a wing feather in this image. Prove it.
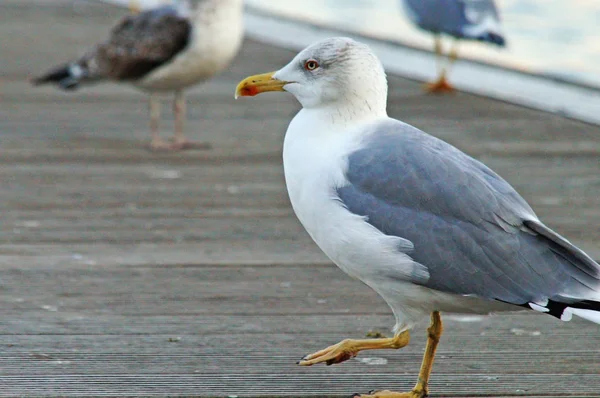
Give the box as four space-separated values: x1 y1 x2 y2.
524 220 600 280
93 5 192 81
337 119 600 304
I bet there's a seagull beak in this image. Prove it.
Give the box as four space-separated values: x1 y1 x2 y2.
235 72 288 99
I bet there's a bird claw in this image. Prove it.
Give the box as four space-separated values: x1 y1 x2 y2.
353 390 425 398
423 77 455 94
298 339 358 366
148 139 212 152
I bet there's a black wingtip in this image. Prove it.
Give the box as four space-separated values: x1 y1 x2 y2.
30 64 73 86
478 32 506 47
513 298 600 323
30 75 49 86
30 67 81 91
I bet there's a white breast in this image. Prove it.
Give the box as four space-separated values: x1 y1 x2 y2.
282 111 419 284
282 111 520 330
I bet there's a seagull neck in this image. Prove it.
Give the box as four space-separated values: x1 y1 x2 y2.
193 0 243 22
302 99 387 130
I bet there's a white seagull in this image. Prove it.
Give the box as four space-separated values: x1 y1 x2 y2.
236 37 600 398
33 0 244 151
400 0 506 93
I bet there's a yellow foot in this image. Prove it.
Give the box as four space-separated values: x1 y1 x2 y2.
298 339 360 366
423 77 455 94
149 139 212 152
299 332 410 366
353 389 426 398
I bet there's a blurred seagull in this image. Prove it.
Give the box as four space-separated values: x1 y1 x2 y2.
401 0 506 93
236 37 600 397
32 0 244 151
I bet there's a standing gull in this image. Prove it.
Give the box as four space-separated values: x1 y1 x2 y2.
32 0 244 151
400 0 506 93
236 37 600 397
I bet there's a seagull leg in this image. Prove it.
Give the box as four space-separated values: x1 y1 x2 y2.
168 90 211 151
355 312 444 398
172 90 187 148
447 39 460 70
148 94 173 151
425 36 455 94
148 93 180 151
150 94 160 140
128 0 141 14
298 330 410 366
433 34 444 77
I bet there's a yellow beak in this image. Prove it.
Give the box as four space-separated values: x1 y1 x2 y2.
235 72 288 99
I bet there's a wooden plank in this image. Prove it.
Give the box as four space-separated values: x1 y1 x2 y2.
2 339 600 375
0 217 308 244
13 350 589 376
0 241 331 269
2 374 600 397
3 327 600 354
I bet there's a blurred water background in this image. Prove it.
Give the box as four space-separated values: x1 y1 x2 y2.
69 0 600 89
245 0 600 89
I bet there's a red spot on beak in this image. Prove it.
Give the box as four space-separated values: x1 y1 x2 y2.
241 85 259 97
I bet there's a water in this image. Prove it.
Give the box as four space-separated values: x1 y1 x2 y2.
246 0 600 88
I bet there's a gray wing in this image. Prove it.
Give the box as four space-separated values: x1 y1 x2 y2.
90 4 192 81
337 119 600 305
401 0 505 45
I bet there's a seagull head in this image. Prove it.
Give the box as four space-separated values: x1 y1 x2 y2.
236 37 388 115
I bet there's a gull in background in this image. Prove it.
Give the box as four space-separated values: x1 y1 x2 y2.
236 37 600 397
400 0 506 93
33 0 244 151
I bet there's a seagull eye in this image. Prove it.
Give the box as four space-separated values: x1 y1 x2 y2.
304 59 319 71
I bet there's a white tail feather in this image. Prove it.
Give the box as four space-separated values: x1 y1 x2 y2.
566 308 600 324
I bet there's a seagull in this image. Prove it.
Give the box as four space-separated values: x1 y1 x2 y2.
400 0 506 93
235 37 600 398
32 0 244 151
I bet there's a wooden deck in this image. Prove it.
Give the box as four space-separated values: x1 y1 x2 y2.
1 1 600 397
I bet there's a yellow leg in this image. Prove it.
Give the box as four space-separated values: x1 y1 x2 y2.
412 311 443 396
424 36 457 94
357 312 444 398
298 330 410 366
128 0 141 14
448 39 459 66
433 34 443 76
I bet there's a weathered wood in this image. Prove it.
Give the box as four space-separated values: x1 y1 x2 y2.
1 1 600 397
3 336 600 374
0 241 331 269
2 373 599 397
